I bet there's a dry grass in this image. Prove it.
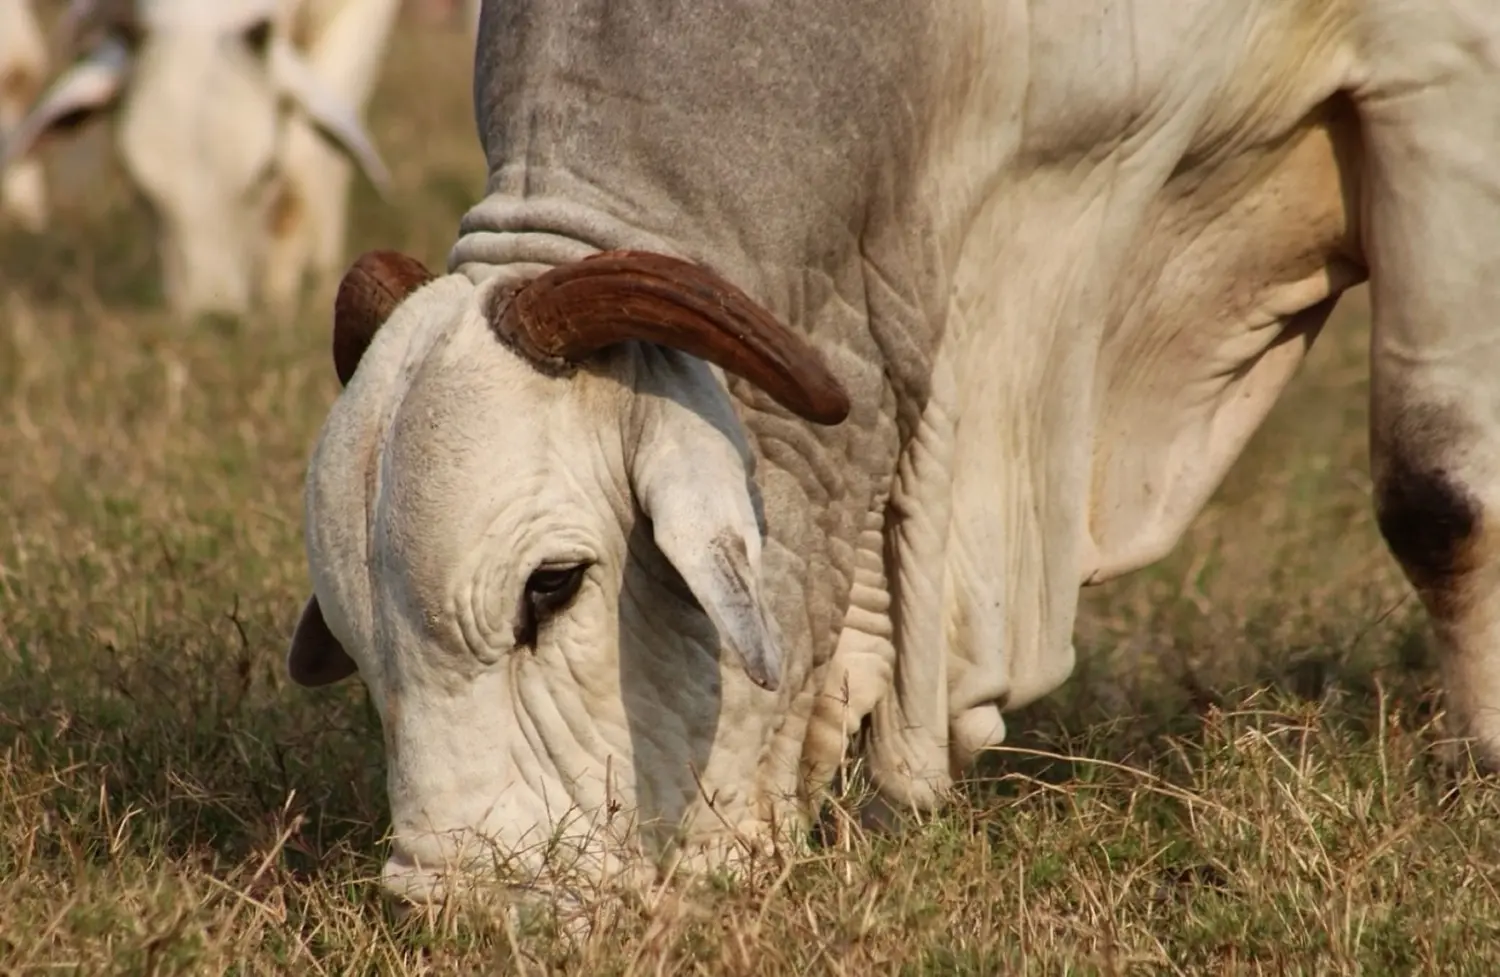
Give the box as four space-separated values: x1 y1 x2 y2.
2 19 1498 976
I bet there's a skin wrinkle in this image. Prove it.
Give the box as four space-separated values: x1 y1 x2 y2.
491 508 633 813
455 178 685 269
749 417 844 512
875 352 957 798
1087 95 1362 576
531 605 619 761
455 559 504 664
449 475 582 663
802 502 896 787
512 654 611 818
505 658 569 834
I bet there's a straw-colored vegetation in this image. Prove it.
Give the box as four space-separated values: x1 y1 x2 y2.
2 18 1496 976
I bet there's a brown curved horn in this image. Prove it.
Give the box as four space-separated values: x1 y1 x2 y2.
332 250 434 386
491 250 851 425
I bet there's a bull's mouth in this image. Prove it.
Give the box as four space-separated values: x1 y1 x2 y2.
381 851 453 908
379 834 647 913
381 846 532 906
380 848 609 934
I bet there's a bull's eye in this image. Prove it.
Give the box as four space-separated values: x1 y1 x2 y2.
527 566 586 598
514 564 589 647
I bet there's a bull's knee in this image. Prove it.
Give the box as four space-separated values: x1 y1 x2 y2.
1373 408 1500 767
1374 435 1481 616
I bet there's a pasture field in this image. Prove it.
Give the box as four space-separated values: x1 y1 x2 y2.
3 20 1500 977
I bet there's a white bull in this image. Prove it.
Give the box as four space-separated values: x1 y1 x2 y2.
0 0 48 231
0 0 398 317
288 0 1500 906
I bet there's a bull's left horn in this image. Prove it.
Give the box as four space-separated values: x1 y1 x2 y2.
332 251 434 386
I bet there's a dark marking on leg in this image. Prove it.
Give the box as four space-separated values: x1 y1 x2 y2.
1374 408 1482 616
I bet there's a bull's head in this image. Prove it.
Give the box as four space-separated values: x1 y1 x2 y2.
0 0 390 316
289 250 850 904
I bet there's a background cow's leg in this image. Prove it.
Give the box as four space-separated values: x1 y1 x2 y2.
0 72 47 231
0 158 46 232
263 117 352 310
263 0 398 310
1358 8 1500 764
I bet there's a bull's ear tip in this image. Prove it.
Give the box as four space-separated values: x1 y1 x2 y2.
287 595 358 687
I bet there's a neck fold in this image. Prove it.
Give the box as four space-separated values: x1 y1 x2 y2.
448 191 689 286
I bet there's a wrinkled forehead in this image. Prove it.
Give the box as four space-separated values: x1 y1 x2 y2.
353 278 629 561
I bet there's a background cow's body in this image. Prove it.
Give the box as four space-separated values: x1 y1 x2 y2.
4 0 399 316
0 0 48 231
296 0 1500 902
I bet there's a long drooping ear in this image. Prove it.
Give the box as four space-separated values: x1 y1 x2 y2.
287 595 357 687
0 38 130 172
489 250 851 425
332 250 435 385
269 40 392 195
632 412 784 691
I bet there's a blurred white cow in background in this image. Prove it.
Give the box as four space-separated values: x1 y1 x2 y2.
407 0 478 33
0 0 49 231
0 0 400 318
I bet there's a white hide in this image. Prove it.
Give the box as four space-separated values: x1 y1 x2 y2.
296 0 1500 905
0 0 48 231
2 0 399 316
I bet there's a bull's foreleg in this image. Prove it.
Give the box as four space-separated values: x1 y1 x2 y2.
1371 405 1500 760
1359 8 1500 764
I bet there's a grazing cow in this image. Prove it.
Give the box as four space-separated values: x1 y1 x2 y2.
0 0 399 317
408 0 479 31
0 0 48 231
286 0 1500 905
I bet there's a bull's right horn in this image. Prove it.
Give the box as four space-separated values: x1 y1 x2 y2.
489 250 852 426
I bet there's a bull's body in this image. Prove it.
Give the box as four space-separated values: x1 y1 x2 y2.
291 0 1500 903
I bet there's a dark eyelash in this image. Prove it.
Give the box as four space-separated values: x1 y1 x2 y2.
513 564 589 647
